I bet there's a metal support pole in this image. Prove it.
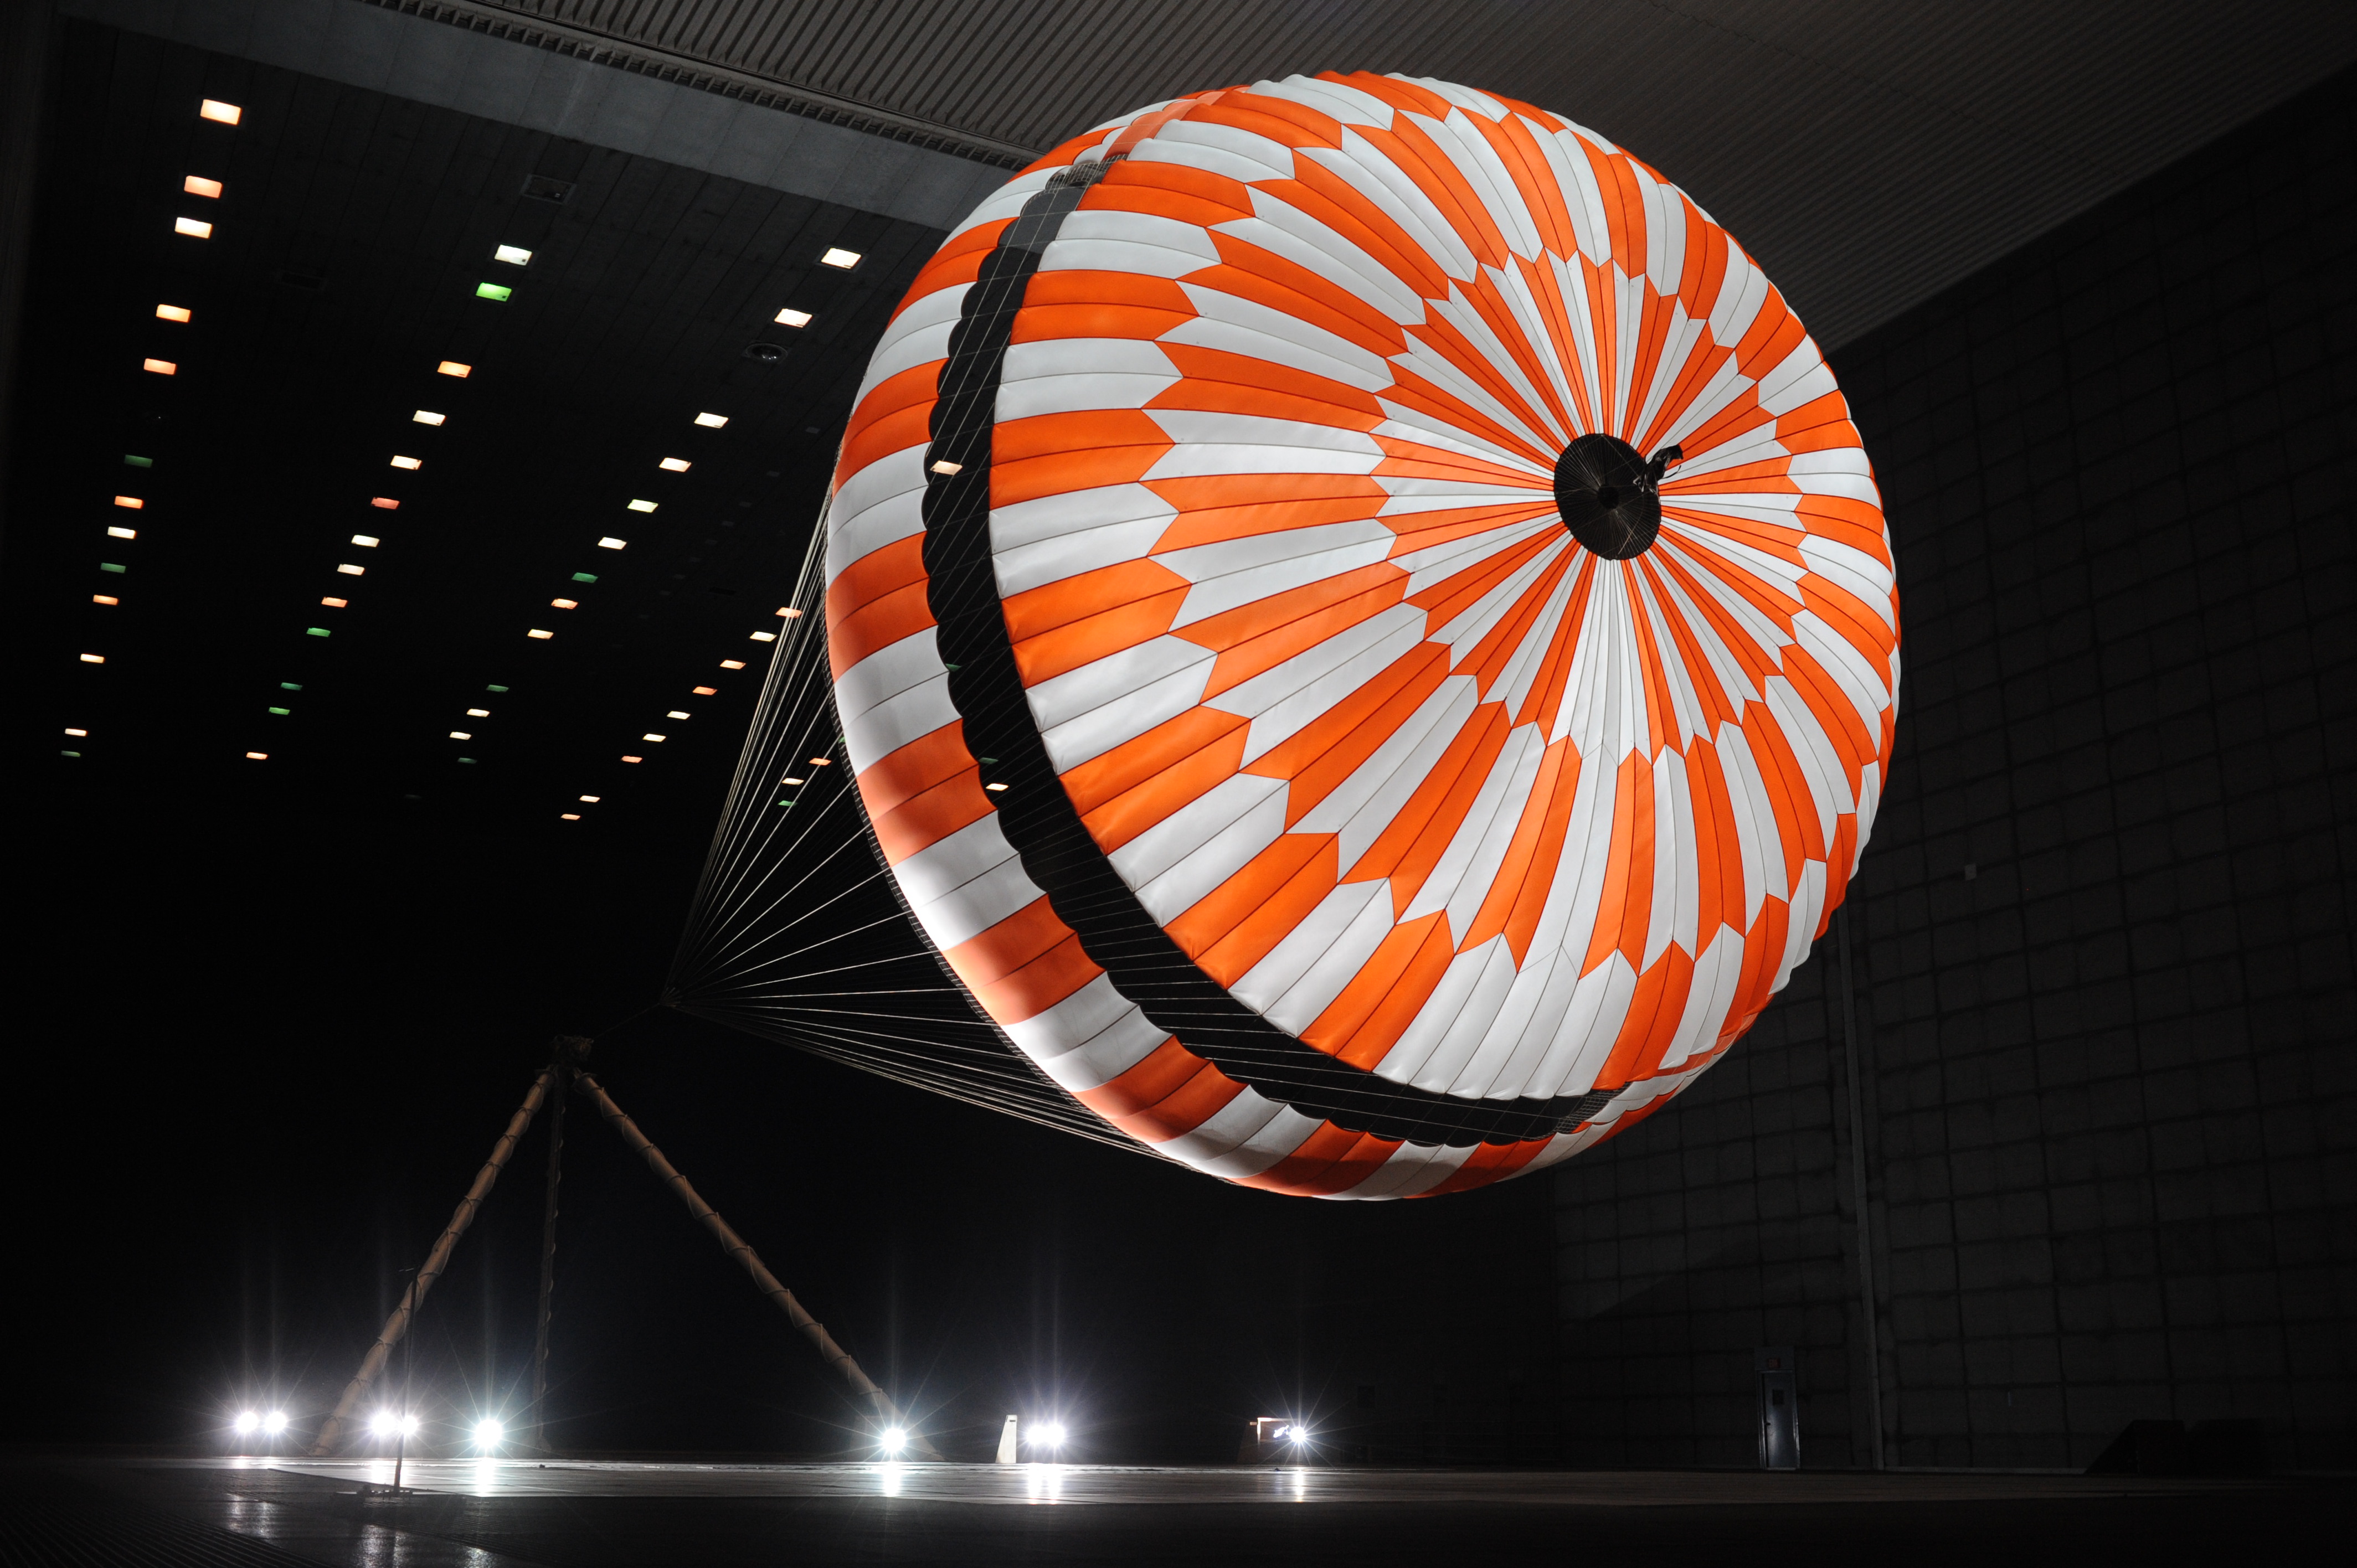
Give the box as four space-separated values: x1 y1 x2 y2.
528 1038 587 1450
1836 905 1886 1470
311 1066 555 1456
574 1070 940 1459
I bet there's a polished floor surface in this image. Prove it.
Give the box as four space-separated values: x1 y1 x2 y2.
2 1453 2337 1567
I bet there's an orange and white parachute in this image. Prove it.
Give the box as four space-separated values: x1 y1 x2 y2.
825 73 1898 1198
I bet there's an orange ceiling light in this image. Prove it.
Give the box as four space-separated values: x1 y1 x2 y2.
156 303 192 322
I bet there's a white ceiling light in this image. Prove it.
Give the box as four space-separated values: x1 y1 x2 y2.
597 537 626 550
658 458 690 472
390 455 420 470
820 246 861 269
413 410 445 425
494 244 533 265
694 412 728 429
352 534 379 547
774 307 812 327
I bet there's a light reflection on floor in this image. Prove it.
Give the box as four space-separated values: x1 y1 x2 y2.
250 1461 2243 1508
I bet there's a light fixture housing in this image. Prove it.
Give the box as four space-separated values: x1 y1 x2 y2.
820 246 861 269
666 710 689 720
320 596 347 608
108 525 137 539
199 99 242 124
338 564 364 575
156 303 192 322
579 795 600 802
114 495 143 509
749 631 776 642
475 282 512 302
494 244 532 265
551 598 578 609
468 708 490 718
437 360 472 378
352 534 379 547
450 730 472 740
659 457 691 472
597 537 626 550
80 653 105 663
930 460 962 475
370 497 399 509
692 685 718 695
694 411 728 429
528 628 554 639
627 499 657 512
183 175 222 198
391 455 420 469
413 410 445 425
174 217 213 238
774 307 812 327
719 659 746 670
642 733 666 742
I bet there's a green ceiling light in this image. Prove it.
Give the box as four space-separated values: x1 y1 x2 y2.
458 756 477 764
268 706 291 715
476 281 512 302
571 572 598 583
101 563 126 574
486 683 509 693
123 454 153 468
306 627 331 638
280 682 302 691
61 750 83 758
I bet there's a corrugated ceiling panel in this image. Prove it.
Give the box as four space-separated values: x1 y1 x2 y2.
393 1 2357 344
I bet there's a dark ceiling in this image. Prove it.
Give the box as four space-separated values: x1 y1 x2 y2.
394 0 2357 348
11 19 939 834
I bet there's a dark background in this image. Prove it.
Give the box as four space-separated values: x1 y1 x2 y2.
4 17 2350 1474
1555 71 2356 1472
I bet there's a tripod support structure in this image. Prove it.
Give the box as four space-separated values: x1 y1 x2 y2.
312 1037 930 1458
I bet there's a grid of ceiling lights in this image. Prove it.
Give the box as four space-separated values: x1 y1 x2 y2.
75 96 865 826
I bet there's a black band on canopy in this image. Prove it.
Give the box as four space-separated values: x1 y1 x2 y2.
913 164 1616 1148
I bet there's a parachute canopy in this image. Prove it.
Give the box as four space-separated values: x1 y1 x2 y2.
824 72 1899 1198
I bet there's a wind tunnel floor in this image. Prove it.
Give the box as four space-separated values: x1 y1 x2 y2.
2 1453 2339 1566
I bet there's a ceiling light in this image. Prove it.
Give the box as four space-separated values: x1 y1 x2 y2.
101 563 125 572
245 751 267 760
183 175 222 197
307 627 330 637
570 571 598 583
281 682 302 691
80 653 104 663
666 710 689 720
779 607 803 618
475 282 512 301
370 497 399 509
438 360 471 378
561 812 580 821
93 594 119 605
692 685 717 695
337 564 363 575
621 754 642 764
627 499 657 512
495 244 532 265
820 246 861 269
658 457 690 472
930 460 961 475
65 728 87 737
597 537 626 550
551 597 578 609
457 756 477 765
986 781 1009 791
642 733 666 742
783 776 804 785
143 358 177 375
108 526 136 539
268 706 290 715
809 757 832 766
114 496 143 509
467 708 489 717
199 99 242 124
123 454 152 467
352 534 379 546
694 412 727 428
579 795 600 803
528 628 553 639
321 596 347 607
486 684 508 692
175 217 212 238
774 307 812 327
719 659 745 670
413 410 445 425
450 731 472 740
390 455 420 469
156 303 192 322
749 630 776 641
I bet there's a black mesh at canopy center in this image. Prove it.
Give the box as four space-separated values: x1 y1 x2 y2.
1555 432 1663 559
